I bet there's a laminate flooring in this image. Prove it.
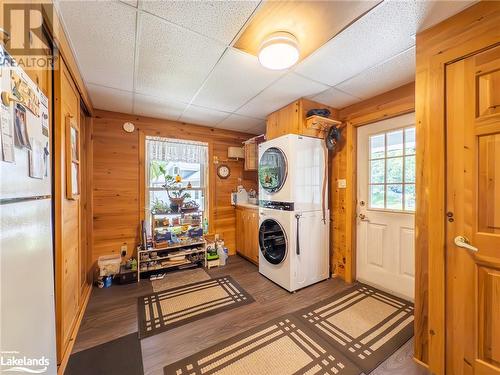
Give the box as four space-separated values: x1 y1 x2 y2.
71 255 430 375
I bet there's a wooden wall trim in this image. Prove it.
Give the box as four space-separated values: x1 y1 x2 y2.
415 2 500 372
56 284 91 375
339 82 415 126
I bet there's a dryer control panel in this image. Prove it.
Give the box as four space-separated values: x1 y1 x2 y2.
259 200 294 211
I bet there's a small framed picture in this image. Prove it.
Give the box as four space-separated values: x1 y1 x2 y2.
66 116 80 199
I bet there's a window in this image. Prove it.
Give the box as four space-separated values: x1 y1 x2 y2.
368 126 415 212
145 137 208 234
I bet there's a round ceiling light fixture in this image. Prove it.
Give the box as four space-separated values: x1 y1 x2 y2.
258 31 299 70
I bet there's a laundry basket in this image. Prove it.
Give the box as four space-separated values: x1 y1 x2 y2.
98 254 121 277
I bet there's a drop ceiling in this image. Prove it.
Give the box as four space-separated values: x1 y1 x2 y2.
56 0 475 135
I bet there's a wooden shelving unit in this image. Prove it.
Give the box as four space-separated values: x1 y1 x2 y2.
137 210 206 280
137 241 206 281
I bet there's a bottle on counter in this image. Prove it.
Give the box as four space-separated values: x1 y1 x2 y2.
203 217 209 234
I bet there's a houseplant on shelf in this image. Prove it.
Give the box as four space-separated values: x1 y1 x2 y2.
162 173 191 213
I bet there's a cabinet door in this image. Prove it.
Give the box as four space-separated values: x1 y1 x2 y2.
249 211 259 263
244 143 257 171
235 208 243 253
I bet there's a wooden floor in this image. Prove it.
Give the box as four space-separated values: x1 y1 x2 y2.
72 255 430 375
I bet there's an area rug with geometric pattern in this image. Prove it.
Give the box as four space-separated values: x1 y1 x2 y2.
138 276 254 339
152 267 211 293
163 314 361 375
294 283 414 373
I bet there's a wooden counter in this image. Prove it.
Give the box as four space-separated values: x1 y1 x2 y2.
235 204 259 265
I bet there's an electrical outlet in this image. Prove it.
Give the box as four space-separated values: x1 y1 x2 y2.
120 244 127 257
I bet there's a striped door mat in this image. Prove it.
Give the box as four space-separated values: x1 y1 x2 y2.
164 314 361 375
138 276 254 339
294 283 414 373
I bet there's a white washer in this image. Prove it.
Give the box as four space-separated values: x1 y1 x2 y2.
258 207 329 292
258 134 327 212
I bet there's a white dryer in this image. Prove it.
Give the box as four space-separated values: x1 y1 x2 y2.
258 134 327 212
258 206 329 292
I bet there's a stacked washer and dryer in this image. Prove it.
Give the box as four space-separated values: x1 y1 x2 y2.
258 134 329 292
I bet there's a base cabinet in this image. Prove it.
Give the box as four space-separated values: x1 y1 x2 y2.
235 206 259 265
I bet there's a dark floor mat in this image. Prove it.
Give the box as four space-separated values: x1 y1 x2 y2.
65 333 143 375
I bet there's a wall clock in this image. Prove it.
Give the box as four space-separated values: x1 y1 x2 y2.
217 164 230 179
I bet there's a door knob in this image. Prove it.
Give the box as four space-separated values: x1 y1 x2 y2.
454 236 478 252
359 213 369 221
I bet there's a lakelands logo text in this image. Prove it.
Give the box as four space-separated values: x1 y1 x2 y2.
1 352 49 373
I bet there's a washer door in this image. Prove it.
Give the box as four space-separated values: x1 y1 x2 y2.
259 147 287 193
259 219 287 265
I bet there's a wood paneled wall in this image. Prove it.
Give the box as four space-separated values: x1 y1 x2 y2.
329 83 415 282
91 110 257 263
414 3 500 372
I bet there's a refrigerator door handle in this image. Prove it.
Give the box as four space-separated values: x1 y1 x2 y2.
0 195 52 205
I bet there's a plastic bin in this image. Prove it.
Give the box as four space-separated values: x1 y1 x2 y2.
98 254 121 276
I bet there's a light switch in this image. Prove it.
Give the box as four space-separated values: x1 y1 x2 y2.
337 179 347 188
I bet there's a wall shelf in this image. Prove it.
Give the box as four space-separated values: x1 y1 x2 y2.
305 115 343 131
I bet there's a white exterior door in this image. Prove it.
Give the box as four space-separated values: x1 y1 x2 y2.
356 113 416 301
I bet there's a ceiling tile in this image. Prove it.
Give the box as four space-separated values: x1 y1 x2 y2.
141 1 259 45
217 114 264 133
295 1 418 86
136 12 226 103
119 0 137 7
193 48 285 113
416 1 476 32
237 72 329 119
133 94 187 121
337 47 415 100
58 1 136 91
87 84 133 114
246 123 267 135
310 87 361 109
179 105 230 127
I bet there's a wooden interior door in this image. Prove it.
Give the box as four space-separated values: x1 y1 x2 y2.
446 45 500 375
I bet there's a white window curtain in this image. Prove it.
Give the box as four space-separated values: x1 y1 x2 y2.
147 136 208 163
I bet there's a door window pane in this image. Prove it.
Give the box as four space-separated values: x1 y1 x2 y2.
370 134 385 159
405 155 416 183
405 127 416 155
404 184 416 211
387 130 404 157
367 125 415 212
370 185 385 209
370 159 385 183
386 184 403 210
386 157 403 183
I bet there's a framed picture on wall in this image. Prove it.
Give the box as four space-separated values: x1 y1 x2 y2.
66 116 80 199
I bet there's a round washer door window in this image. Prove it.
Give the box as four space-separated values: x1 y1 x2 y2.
259 147 287 193
259 219 287 265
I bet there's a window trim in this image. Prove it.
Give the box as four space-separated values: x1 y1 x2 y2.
367 125 416 213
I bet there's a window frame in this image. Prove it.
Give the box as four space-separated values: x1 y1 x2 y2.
367 125 416 214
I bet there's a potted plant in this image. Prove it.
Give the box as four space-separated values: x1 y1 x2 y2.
150 197 169 214
162 174 191 212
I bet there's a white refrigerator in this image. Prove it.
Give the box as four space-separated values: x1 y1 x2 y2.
0 47 57 374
